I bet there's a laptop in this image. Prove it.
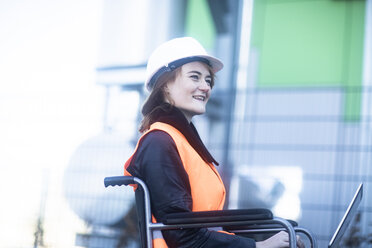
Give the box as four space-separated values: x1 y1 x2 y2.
328 183 363 248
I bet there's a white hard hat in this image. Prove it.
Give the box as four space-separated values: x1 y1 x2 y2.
145 37 224 91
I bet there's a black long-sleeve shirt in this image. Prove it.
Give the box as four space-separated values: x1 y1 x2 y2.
126 106 256 248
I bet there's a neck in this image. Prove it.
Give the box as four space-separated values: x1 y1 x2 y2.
178 108 193 123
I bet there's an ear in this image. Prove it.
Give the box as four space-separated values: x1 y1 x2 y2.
163 85 170 94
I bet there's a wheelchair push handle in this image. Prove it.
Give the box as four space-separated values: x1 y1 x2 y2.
104 176 135 187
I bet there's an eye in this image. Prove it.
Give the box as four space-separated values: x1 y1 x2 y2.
205 78 212 87
190 74 199 80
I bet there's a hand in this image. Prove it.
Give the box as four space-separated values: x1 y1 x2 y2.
255 231 305 248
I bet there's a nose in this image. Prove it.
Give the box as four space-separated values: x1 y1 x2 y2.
199 79 211 91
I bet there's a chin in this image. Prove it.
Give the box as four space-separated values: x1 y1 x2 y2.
194 109 206 115
179 107 205 119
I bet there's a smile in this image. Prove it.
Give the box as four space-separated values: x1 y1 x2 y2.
193 95 206 101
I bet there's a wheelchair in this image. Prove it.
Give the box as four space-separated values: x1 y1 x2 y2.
104 176 317 248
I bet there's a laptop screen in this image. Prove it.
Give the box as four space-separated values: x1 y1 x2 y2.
328 183 363 248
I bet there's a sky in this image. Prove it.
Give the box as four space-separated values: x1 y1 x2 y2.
0 0 105 246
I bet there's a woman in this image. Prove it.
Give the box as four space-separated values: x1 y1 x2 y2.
124 37 304 248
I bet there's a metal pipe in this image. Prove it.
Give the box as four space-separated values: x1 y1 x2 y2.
133 177 153 248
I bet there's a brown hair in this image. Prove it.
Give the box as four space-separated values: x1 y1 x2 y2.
139 68 179 132
139 64 215 133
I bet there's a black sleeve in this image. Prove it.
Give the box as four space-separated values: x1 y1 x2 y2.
128 131 256 248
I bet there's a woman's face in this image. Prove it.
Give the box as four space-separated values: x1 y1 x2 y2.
165 61 212 122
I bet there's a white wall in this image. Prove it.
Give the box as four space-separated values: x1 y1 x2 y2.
0 0 104 247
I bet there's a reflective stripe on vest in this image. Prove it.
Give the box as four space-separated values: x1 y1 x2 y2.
125 122 226 248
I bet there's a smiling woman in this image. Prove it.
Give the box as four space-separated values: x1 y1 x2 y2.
123 37 304 248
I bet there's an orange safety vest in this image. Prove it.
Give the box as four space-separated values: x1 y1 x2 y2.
124 122 226 248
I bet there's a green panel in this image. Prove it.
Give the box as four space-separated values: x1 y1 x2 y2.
185 0 216 49
251 0 267 48
344 1 365 121
259 1 346 86
251 0 366 121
